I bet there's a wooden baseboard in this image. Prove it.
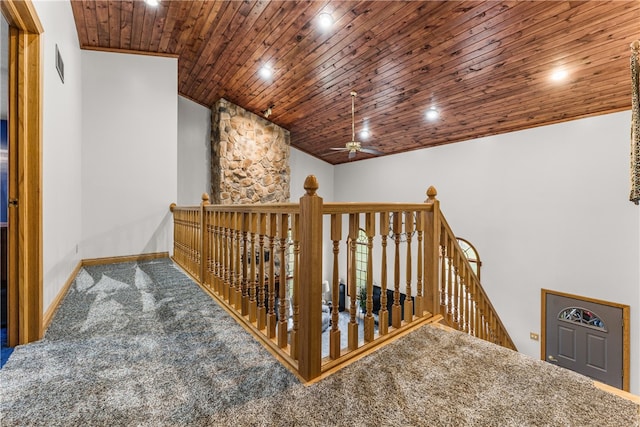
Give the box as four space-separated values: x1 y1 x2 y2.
42 252 170 332
42 261 83 331
594 381 640 404
81 252 169 266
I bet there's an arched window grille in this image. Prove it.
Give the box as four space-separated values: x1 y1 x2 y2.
456 237 481 280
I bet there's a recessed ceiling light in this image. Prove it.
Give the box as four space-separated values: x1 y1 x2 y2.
550 68 568 81
258 65 273 80
426 107 439 121
318 13 334 31
144 0 159 6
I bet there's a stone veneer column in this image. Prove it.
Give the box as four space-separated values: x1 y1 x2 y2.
211 98 290 204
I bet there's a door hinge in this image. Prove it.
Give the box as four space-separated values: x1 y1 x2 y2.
8 199 18 207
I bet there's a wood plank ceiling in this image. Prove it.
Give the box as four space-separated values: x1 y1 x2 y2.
71 1 640 164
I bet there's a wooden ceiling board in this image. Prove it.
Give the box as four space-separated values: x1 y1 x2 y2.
70 0 640 164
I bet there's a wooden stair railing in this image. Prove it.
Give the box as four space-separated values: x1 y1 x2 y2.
425 188 517 351
169 176 516 382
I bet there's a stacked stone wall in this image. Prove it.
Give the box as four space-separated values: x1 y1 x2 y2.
211 98 290 204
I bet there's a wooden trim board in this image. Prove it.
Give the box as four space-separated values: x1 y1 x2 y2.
81 252 169 266
80 45 179 59
42 261 83 331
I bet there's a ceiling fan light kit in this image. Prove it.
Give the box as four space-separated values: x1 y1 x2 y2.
328 91 383 160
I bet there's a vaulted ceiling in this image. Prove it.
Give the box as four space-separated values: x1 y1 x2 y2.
71 1 640 164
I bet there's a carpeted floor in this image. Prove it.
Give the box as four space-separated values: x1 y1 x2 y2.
0 258 638 426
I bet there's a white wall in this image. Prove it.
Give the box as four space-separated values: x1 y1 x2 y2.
81 50 177 259
178 96 210 205
290 148 334 201
334 111 640 394
33 0 83 312
290 148 335 284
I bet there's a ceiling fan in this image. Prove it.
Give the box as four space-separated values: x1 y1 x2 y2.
328 91 383 159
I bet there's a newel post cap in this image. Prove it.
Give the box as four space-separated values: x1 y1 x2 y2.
201 193 210 206
304 175 319 196
425 186 438 203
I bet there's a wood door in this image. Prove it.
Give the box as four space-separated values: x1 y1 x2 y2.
542 290 629 390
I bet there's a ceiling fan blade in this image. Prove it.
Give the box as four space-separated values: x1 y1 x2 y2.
329 147 349 151
360 147 383 155
348 151 356 159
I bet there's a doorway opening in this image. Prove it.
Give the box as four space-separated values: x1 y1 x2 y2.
0 0 44 354
0 12 10 366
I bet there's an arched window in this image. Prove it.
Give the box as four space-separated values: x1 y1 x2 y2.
346 229 369 310
354 228 368 298
457 237 481 280
558 307 606 331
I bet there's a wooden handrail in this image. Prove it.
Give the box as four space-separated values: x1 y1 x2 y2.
169 175 516 382
437 213 517 350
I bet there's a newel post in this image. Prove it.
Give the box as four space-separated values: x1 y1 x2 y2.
200 193 210 285
423 186 440 316
298 175 323 381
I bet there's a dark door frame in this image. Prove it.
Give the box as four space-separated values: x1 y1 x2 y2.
541 289 630 392
0 0 43 346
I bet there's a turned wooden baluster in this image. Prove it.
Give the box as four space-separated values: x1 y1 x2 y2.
276 214 288 347
291 213 300 360
233 213 242 305
446 234 454 325
479 299 487 341
460 261 468 333
200 194 210 285
209 211 220 292
183 210 189 268
221 212 229 298
277 213 289 349
364 212 375 343
173 208 181 266
330 213 342 359
202 210 210 288
203 209 210 291
378 211 390 335
469 280 477 336
463 259 469 332
267 213 277 339
415 211 424 317
452 251 460 329
240 212 249 313
404 210 414 324
347 212 359 350
392 211 402 329
189 210 195 270
249 212 258 323
228 212 236 301
437 231 444 313
257 213 267 330
193 210 199 273
222 212 230 304
185 210 192 269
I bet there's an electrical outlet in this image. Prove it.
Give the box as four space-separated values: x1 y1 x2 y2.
529 332 539 341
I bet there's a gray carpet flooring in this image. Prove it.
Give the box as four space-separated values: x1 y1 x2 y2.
0 258 638 426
